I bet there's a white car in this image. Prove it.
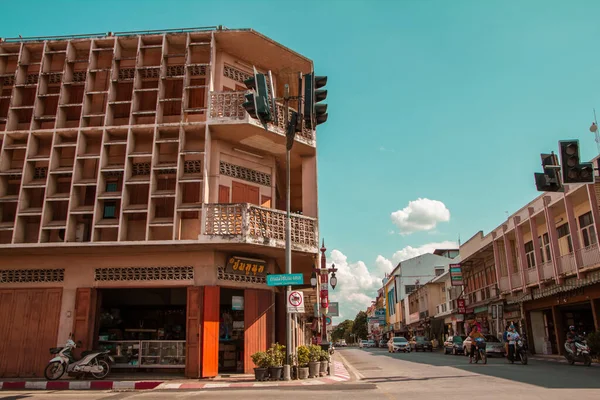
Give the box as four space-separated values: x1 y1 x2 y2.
389 337 411 353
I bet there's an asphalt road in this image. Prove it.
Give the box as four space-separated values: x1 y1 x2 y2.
2 348 600 399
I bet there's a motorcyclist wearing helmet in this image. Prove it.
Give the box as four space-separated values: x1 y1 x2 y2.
506 324 521 363
468 325 485 363
566 325 578 354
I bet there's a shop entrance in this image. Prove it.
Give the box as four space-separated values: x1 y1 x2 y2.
558 302 595 334
218 288 245 374
96 288 187 373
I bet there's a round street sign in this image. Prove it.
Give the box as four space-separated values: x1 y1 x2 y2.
288 291 303 307
325 316 332 325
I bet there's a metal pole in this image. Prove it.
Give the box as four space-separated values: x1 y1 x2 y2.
283 84 292 381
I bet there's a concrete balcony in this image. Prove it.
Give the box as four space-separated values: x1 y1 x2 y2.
208 91 316 148
200 203 318 253
558 253 576 275
499 276 510 293
510 272 522 289
435 301 452 318
540 260 554 280
578 245 600 270
525 267 538 286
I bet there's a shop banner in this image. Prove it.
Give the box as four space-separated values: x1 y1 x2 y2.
226 256 268 277
328 302 340 317
457 299 466 314
232 296 244 311
450 264 464 286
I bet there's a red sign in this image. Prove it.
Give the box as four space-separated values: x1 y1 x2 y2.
320 290 329 309
457 299 466 314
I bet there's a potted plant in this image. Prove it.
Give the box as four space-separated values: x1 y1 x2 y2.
250 351 270 381
308 344 322 378
319 350 329 376
296 345 310 379
267 343 286 380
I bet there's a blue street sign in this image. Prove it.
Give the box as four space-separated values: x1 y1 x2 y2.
267 273 304 286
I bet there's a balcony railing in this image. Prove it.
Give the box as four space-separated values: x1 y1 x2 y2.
526 267 538 285
578 244 600 269
559 253 576 275
510 273 522 289
208 91 316 144
202 203 318 252
499 276 510 293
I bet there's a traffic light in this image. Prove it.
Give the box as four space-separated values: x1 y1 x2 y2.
558 140 594 184
286 111 303 150
303 73 328 130
534 153 563 192
242 67 272 124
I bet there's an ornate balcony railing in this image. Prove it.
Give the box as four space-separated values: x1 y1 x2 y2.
208 91 316 145
201 203 318 252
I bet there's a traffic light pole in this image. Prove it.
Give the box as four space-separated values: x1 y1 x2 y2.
283 84 293 381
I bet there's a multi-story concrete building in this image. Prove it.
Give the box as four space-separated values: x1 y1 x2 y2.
0 27 321 378
460 158 600 355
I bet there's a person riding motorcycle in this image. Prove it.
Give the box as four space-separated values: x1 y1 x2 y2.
506 325 521 363
468 325 485 363
566 325 579 354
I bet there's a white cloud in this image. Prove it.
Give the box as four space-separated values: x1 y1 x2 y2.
391 198 450 235
329 241 457 322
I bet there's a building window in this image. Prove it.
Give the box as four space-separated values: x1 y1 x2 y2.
405 285 417 294
106 181 118 192
387 289 395 316
103 201 116 219
557 223 573 254
579 211 597 248
524 241 536 269
435 268 444 276
538 233 551 262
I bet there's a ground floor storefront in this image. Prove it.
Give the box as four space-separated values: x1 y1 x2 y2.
523 272 600 356
0 246 316 379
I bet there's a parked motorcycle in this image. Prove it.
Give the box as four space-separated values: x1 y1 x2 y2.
564 336 592 367
44 339 113 380
329 345 335 355
508 339 528 365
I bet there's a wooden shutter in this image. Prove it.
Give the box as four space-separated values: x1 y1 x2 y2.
186 287 203 378
202 286 220 377
247 185 259 205
232 181 246 203
244 289 274 373
261 196 271 208
72 288 97 358
218 185 230 203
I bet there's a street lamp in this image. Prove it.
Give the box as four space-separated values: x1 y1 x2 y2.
314 241 338 347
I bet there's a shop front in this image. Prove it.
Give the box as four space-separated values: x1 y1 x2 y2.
524 278 600 355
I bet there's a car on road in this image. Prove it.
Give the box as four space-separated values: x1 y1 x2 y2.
413 336 433 352
389 337 411 353
360 340 368 348
340 340 347 347
444 335 466 355
463 335 505 357
367 340 376 348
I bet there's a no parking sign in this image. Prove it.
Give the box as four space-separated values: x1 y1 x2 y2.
287 290 305 313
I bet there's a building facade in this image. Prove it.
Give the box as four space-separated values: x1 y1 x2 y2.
0 27 320 378
460 165 600 355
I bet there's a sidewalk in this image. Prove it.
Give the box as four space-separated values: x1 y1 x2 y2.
0 360 351 391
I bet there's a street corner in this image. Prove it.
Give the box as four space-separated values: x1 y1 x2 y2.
0 380 164 391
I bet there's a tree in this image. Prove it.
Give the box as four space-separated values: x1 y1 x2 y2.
331 319 353 342
352 311 368 340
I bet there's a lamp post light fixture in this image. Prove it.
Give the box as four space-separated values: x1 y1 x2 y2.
314 241 338 347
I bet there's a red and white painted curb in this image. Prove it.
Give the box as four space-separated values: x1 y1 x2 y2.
0 380 162 391
0 362 351 391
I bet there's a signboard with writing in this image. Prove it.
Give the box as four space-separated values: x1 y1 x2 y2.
226 256 268 277
375 308 386 318
266 273 304 286
457 299 466 314
449 264 464 286
328 302 339 317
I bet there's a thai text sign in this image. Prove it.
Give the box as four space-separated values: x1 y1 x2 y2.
450 264 464 286
225 257 267 277
457 299 466 314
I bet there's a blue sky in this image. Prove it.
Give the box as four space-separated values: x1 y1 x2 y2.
4 0 600 320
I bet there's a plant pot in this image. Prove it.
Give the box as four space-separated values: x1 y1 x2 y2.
254 367 268 382
319 361 329 376
298 366 310 379
269 366 283 381
308 361 320 378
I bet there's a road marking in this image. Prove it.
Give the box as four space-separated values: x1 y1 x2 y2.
337 351 365 380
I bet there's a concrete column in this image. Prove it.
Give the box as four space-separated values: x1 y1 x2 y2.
513 216 528 290
491 232 503 285
552 305 565 355
564 190 583 276
591 299 600 332
56 288 77 346
543 196 562 283
528 208 543 286
502 227 514 292
586 183 600 252
301 156 318 218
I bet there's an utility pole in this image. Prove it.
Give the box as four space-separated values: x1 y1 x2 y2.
283 83 293 381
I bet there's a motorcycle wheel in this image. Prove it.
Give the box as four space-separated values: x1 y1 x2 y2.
584 354 592 367
44 361 65 381
520 353 528 365
91 360 110 380
481 351 487 365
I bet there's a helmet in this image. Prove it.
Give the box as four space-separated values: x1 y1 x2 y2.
569 325 575 331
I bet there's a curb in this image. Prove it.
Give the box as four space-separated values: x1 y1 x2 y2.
529 356 599 367
0 362 351 391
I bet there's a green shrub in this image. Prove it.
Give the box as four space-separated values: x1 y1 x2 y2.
266 343 286 367
587 331 600 356
250 351 271 369
297 345 310 367
319 350 329 362
309 344 322 363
